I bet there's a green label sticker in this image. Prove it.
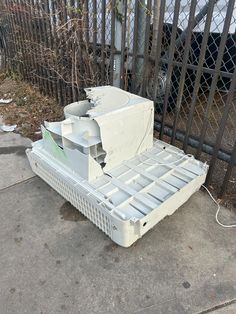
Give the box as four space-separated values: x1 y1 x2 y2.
42 126 67 162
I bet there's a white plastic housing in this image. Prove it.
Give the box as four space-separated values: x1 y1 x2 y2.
27 86 208 247
43 86 154 181
27 139 208 247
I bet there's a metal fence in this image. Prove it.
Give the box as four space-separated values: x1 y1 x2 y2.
0 0 236 197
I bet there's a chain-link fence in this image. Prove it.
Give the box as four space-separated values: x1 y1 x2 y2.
1 0 236 197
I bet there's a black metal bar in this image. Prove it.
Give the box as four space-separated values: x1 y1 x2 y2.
182 0 217 150
159 0 181 139
130 0 140 93
195 0 235 159
163 0 197 142
76 0 84 94
10 0 18 70
109 0 116 85
51 0 62 104
0 5 8 70
92 0 97 82
219 141 236 197
22 0 33 82
42 0 55 97
68 0 76 101
172 0 220 52
44 0 58 101
57 0 69 104
32 0 46 89
24 0 37 85
205 67 236 186
124 53 235 79
141 0 152 96
61 0 73 103
3 1 11 70
0 28 6 70
66 0 75 103
159 58 234 79
38 0 51 95
28 0 42 88
154 120 236 165
152 0 165 101
34 0 47 92
120 0 128 89
11 0 21 73
36 0 49 93
63 0 73 105
84 0 89 44
41 0 54 96
14 0 28 80
101 0 106 83
4 0 17 72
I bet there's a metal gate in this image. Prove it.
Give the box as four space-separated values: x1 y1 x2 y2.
1 0 236 197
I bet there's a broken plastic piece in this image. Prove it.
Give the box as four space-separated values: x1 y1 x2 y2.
0 124 17 132
0 98 13 105
43 86 154 181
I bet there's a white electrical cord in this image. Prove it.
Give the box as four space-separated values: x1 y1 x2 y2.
202 185 236 228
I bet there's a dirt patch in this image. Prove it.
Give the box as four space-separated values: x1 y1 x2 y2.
60 202 87 222
0 77 19 95
103 243 118 252
0 145 29 156
0 76 64 140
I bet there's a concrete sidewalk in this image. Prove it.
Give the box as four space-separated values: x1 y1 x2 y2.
0 132 236 314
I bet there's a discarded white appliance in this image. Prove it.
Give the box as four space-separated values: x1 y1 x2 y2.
27 86 208 247
41 86 154 181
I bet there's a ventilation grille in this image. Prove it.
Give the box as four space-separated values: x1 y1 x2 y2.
31 154 112 237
